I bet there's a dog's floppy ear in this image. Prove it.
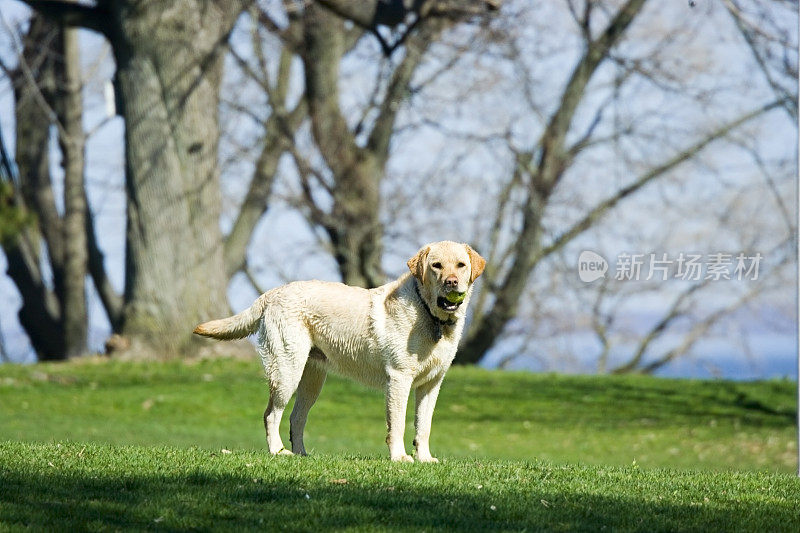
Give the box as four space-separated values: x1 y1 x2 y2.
407 246 430 282
465 244 486 283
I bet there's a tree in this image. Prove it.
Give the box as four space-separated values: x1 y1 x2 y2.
2 0 792 371
0 1 252 358
226 1 498 288
220 0 794 371
452 0 795 364
2 0 500 359
0 14 89 359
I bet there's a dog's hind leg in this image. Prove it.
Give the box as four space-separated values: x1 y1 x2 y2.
289 356 327 455
263 397 292 455
260 323 311 455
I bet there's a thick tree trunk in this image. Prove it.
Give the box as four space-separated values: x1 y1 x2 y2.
107 2 238 355
18 1 250 358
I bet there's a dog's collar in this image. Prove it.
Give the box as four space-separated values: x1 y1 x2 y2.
414 282 456 341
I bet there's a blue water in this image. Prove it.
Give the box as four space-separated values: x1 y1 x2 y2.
484 332 797 381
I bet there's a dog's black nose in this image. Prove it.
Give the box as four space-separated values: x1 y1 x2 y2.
445 276 458 288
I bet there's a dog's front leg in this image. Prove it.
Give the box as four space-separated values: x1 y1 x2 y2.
413 375 444 463
385 372 413 462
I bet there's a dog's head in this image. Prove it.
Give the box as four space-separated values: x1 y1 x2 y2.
407 241 486 317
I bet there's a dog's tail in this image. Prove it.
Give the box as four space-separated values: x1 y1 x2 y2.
193 293 269 340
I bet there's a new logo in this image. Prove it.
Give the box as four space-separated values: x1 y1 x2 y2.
578 251 608 283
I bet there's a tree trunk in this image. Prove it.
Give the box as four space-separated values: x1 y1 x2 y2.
301 4 442 289
56 26 88 358
328 157 384 288
458 192 547 364
106 2 239 355
9 15 67 360
302 4 384 288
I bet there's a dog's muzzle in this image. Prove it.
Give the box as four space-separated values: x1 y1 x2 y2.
436 297 460 311
436 292 465 312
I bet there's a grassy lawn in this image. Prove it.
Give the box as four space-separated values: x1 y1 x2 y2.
1 357 798 530
0 357 795 471
2 441 799 532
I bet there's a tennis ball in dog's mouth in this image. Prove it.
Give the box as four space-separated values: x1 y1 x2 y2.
445 291 466 304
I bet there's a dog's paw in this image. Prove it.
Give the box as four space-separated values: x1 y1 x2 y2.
273 447 293 456
391 454 415 463
418 456 439 463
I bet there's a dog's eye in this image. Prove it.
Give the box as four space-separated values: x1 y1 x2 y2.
457 262 466 268
431 262 442 270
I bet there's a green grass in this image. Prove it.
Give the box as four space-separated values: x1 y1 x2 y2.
0 358 795 471
2 442 799 531
1 357 798 531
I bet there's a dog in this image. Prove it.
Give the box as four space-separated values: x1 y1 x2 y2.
193 241 485 462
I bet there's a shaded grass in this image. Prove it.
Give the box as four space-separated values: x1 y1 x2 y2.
0 357 795 471
2 441 799 532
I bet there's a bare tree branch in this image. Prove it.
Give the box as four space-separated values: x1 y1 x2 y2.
367 20 443 162
244 262 267 295
287 144 337 230
591 280 614 373
458 2 649 364
723 0 797 119
224 118 289 276
534 0 646 193
468 147 523 328
224 24 308 276
611 281 707 374
637 285 762 374
537 100 782 262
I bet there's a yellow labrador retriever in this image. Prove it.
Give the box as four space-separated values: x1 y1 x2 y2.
193 241 485 462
